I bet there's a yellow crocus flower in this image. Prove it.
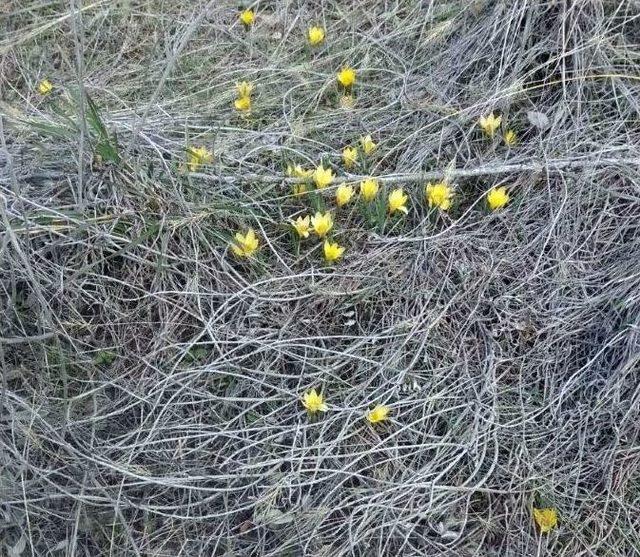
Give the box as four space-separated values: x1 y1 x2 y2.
37 79 53 96
425 181 454 210
342 146 358 169
307 26 325 46
186 146 213 172
533 507 558 534
291 215 311 238
301 388 327 413
336 184 354 207
504 129 517 147
287 164 313 179
236 81 254 98
337 66 356 88
311 211 333 238
360 134 377 155
366 404 390 424
323 240 345 262
486 186 510 211
234 95 251 112
313 164 334 189
359 178 379 202
478 112 502 137
231 228 259 257
388 188 409 214
239 9 255 27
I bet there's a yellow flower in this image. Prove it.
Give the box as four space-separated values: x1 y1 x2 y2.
311 211 333 238
301 388 327 413
337 66 356 88
486 186 510 211
186 146 213 172
425 181 454 210
239 9 254 26
236 81 254 98
504 129 517 147
478 112 502 137
292 183 308 197
313 164 334 189
37 79 53 96
323 240 345 262
234 95 251 112
336 184 354 207
388 188 409 214
291 215 311 238
231 228 259 257
366 404 390 424
342 146 358 169
307 26 325 46
287 164 313 179
359 178 379 202
533 507 558 534
360 134 377 155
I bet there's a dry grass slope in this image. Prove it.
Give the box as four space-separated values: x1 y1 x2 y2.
1 1 640 555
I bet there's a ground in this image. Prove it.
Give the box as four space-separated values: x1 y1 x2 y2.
1 1 640 556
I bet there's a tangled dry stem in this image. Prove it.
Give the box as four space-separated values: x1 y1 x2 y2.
1 1 639 556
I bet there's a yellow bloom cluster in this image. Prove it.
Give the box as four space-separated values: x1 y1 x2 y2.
360 135 376 155
323 240 344 262
307 26 325 46
311 211 333 238
487 186 510 210
313 164 334 189
287 164 313 179
37 19 526 298
479 111 518 147
336 184 354 207
231 228 259 258
301 389 327 413
291 215 310 238
388 188 408 214
533 507 558 533
234 80 254 113
239 9 254 27
341 135 377 172
290 211 343 262
186 145 213 172
37 79 53 96
287 201 344 263
478 112 502 137
337 66 356 89
503 129 517 147
367 404 390 424
229 129 514 263
426 181 453 210
301 390 391 425
342 146 357 169
300 389 391 425
360 178 379 201
425 180 511 212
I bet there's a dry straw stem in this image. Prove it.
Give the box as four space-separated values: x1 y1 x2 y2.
206 156 640 184
1 1 640 556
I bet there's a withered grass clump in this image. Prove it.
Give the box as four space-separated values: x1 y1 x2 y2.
1 2 639 555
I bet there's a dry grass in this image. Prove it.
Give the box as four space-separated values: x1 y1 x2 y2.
1 1 640 555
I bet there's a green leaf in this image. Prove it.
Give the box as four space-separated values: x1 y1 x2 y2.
85 93 121 163
94 350 117 365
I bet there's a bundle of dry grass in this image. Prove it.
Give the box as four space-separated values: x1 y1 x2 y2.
1 1 639 555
